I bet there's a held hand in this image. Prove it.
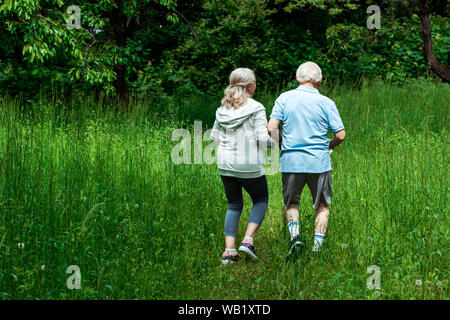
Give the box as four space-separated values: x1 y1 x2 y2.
270 130 282 150
328 139 334 151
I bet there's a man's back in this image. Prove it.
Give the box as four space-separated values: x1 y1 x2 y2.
270 85 344 173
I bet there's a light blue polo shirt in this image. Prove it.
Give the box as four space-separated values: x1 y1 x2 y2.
270 85 344 173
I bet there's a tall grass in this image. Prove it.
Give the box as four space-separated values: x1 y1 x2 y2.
0 81 448 299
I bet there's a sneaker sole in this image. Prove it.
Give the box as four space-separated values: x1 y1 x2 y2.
286 242 304 260
221 258 238 265
238 245 258 260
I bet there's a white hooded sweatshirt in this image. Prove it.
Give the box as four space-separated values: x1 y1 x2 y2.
210 98 270 178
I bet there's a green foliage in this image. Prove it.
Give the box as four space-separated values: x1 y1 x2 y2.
323 13 449 83
160 0 282 93
279 0 359 14
0 0 180 96
0 0 448 97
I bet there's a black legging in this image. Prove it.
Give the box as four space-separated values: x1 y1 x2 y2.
220 175 269 237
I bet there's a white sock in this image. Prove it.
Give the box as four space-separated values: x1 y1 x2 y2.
288 220 299 240
313 233 325 250
225 248 237 255
243 236 254 245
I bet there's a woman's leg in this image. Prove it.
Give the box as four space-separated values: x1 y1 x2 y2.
220 175 244 249
244 223 259 238
240 175 269 238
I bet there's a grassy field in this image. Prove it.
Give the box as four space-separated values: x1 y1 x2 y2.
0 81 448 299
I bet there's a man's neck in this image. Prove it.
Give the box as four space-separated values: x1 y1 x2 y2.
299 82 318 88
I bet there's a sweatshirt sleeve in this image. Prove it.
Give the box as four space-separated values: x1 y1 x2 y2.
253 108 270 146
210 119 220 143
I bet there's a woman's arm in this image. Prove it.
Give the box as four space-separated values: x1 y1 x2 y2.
210 119 220 145
254 109 268 140
253 109 271 148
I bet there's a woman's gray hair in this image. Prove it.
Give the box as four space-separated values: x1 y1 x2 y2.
296 61 322 84
221 68 256 109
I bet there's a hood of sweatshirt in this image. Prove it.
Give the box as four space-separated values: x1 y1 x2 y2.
215 98 264 130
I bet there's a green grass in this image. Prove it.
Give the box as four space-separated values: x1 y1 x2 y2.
0 81 448 299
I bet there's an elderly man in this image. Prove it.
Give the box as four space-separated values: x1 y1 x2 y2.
267 61 346 259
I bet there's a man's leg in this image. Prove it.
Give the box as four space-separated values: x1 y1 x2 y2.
313 202 330 251
282 173 305 240
282 173 306 258
315 202 330 234
285 203 299 221
307 171 332 252
285 203 300 240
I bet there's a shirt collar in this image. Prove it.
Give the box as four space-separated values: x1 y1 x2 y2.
296 85 319 94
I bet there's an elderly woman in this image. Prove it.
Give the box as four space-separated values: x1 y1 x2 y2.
210 68 271 265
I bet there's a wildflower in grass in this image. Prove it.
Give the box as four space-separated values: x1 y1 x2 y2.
18 242 24 249
434 214 438 218
341 243 348 249
368 236 373 241
415 279 422 287
41 265 45 271
135 204 139 209
81 196 87 202
436 281 442 290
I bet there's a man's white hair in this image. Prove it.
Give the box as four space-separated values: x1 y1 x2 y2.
296 61 322 84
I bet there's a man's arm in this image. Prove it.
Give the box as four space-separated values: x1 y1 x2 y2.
267 118 280 134
328 129 346 150
326 100 345 150
267 118 282 149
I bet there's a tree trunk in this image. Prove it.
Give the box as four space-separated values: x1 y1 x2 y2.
108 0 130 101
113 63 128 102
418 0 450 82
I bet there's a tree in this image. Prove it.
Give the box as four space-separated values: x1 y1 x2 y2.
277 0 449 82
418 0 450 82
0 0 180 99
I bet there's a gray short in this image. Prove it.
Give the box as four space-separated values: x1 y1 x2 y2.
282 171 332 209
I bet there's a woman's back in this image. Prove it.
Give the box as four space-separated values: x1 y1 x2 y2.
211 98 269 178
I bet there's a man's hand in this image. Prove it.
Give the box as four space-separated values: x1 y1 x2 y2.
328 129 346 150
267 118 280 134
267 118 282 149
